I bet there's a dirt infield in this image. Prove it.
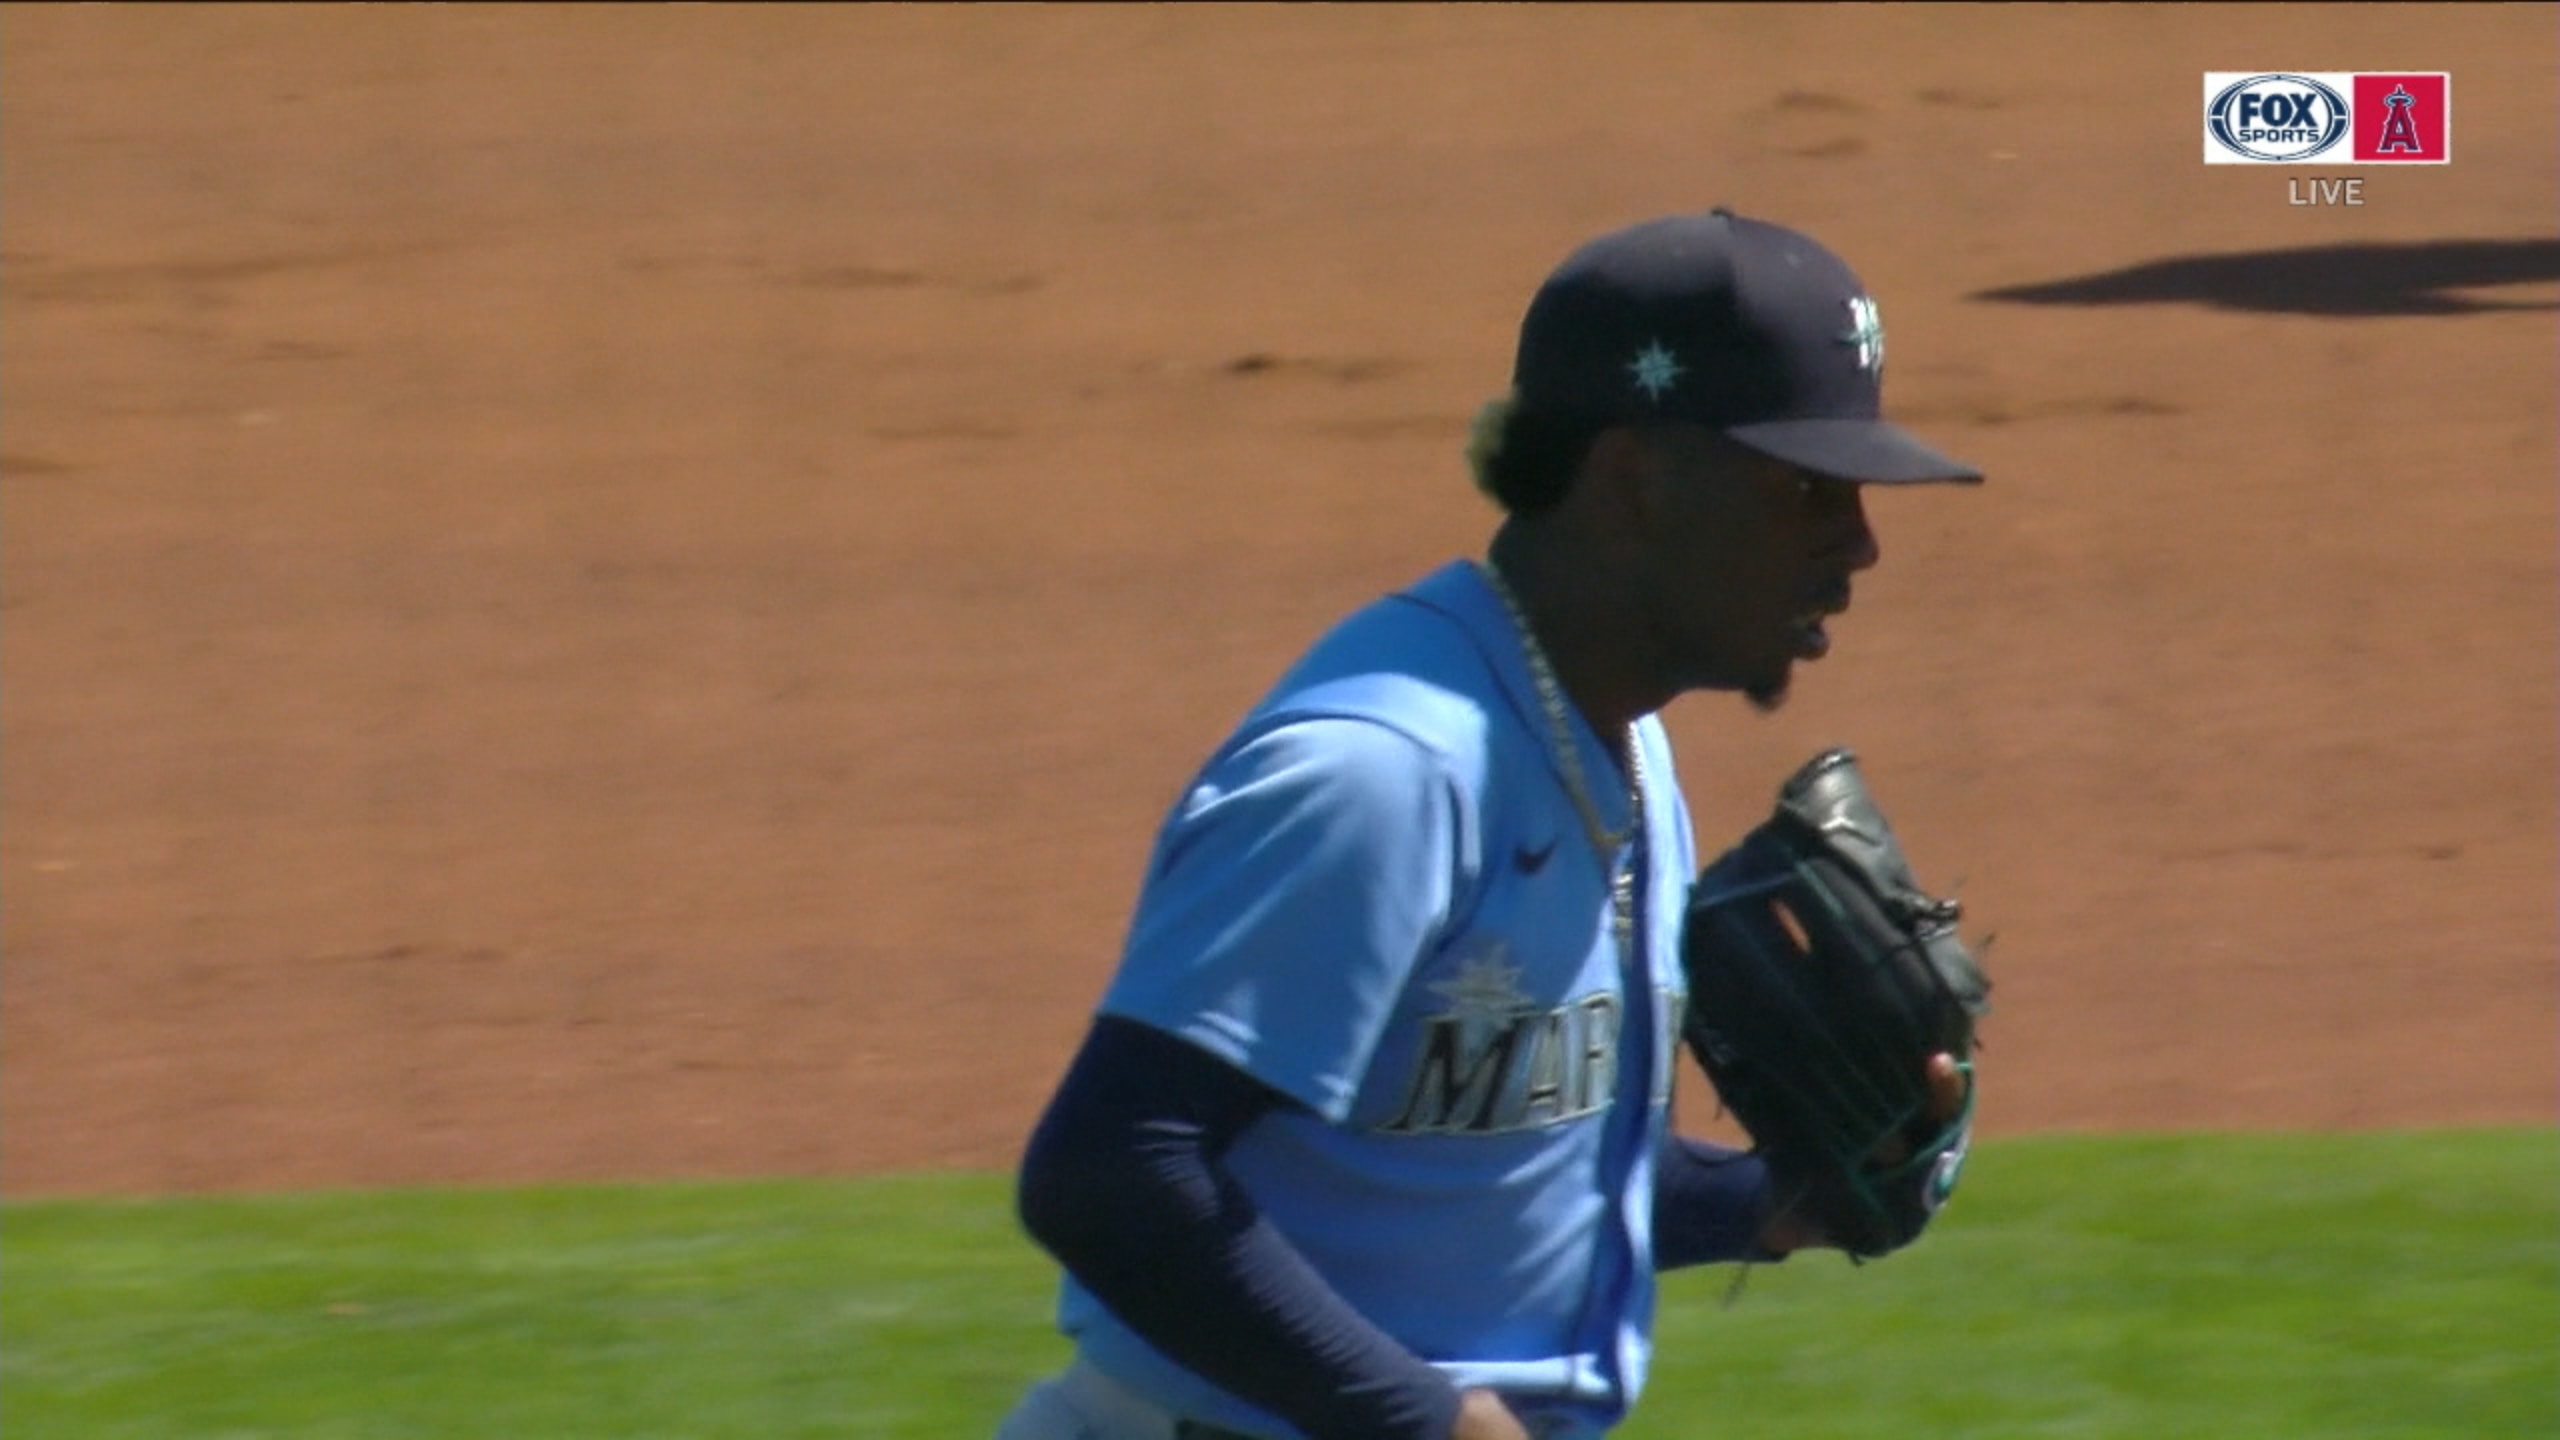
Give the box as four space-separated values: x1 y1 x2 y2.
4 7 2553 1197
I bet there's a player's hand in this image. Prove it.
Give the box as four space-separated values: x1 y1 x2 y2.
1898 1052 1969 1159
1755 1051 1966 1253
1449 1387 1534 1440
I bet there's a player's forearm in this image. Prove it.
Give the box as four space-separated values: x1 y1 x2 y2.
1017 1017 1464 1440
1651 1134 1788 1270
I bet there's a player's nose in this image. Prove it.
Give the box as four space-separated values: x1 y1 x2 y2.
1840 491 1882 573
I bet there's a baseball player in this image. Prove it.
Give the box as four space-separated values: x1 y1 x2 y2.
1001 210 1981 1440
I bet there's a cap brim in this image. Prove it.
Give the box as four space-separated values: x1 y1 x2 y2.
1724 418 1984 485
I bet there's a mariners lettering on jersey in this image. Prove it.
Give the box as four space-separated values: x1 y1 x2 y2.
1378 949 1681 1137
1380 951 1614 1136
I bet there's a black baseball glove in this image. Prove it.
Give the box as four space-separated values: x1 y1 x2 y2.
1678 748 1992 1261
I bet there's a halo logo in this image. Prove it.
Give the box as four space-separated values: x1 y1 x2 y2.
2204 73 2350 163
2350 73 2452 163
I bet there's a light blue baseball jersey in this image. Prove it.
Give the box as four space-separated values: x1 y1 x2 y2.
1059 559 1700 1440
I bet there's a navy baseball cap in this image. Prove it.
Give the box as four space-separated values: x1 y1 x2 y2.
1512 209 1982 484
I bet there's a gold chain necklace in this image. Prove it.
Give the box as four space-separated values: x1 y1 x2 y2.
1477 559 1646 951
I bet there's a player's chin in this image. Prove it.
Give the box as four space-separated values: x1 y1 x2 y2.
1743 657 1795 713
1744 676 1792 713
1741 620 1831 710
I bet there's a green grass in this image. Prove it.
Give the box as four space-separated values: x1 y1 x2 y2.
5 1129 2552 1439
1637 1128 2560 1440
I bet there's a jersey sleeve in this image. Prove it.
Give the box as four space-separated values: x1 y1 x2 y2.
1097 715 1468 1124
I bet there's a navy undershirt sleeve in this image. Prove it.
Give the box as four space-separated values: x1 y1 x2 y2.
1652 1134 1788 1270
1016 1015 1463 1440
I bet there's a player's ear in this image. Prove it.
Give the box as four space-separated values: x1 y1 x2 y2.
1575 425 1658 533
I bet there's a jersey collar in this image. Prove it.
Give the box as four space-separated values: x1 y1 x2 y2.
1403 559 1644 843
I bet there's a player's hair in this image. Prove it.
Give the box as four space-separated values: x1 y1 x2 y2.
1466 393 1610 516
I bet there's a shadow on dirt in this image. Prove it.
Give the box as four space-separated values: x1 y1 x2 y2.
1974 237 2560 317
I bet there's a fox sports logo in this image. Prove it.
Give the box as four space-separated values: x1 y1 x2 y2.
2207 74 2349 161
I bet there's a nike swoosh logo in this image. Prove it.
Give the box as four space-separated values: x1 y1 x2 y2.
1513 838 1559 874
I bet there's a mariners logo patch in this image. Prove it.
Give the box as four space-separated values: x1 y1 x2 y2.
1626 340 1684 401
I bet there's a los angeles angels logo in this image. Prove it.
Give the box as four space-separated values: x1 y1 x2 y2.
2350 73 2451 164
